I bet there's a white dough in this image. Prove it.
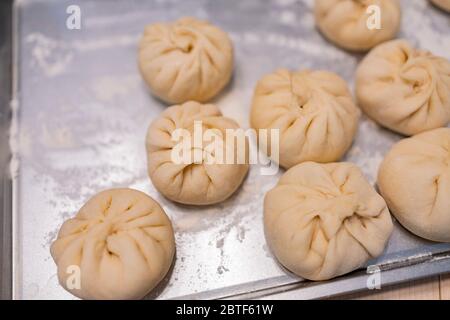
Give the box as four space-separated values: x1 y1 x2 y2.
356 40 450 136
378 128 450 242
138 17 233 104
250 69 360 169
430 0 450 12
264 162 393 281
146 101 249 205
315 0 401 51
51 188 175 300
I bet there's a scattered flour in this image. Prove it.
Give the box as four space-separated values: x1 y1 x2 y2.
91 74 141 102
41 125 77 149
9 99 20 179
26 33 73 77
25 33 138 77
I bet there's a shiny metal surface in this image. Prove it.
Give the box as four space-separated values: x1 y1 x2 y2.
12 0 450 299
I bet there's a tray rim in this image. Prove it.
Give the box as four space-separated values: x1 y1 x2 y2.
0 0 13 301
8 0 450 300
173 245 450 300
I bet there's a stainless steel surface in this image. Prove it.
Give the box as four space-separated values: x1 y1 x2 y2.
12 0 450 300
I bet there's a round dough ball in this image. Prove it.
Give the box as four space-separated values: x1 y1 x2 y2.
356 40 450 136
146 101 249 205
50 188 175 300
250 69 360 169
138 17 233 104
264 162 393 281
430 0 450 12
315 0 401 51
378 128 450 242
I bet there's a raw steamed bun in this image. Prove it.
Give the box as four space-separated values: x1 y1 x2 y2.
250 69 360 169
146 101 249 205
315 0 401 51
356 40 450 136
430 0 450 12
378 128 450 242
138 17 233 104
264 162 393 281
50 188 175 300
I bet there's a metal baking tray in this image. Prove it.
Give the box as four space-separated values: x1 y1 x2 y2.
5 0 450 299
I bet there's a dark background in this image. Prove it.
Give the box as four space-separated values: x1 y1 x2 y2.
0 0 12 300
